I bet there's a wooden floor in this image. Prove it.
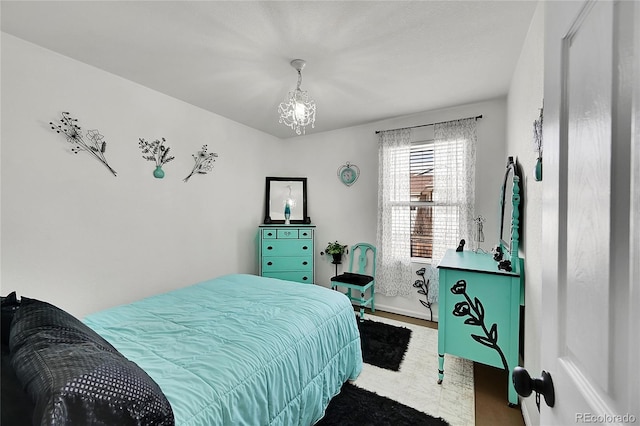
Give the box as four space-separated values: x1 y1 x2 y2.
369 310 525 426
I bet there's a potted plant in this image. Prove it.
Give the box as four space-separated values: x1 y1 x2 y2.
325 241 348 264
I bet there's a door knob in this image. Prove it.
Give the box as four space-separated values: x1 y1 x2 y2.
512 367 555 410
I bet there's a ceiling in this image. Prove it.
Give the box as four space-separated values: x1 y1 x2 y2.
1 1 538 139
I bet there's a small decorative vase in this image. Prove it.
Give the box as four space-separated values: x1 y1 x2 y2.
331 253 342 264
153 165 165 179
534 157 543 181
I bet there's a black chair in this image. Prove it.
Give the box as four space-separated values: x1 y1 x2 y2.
330 243 376 321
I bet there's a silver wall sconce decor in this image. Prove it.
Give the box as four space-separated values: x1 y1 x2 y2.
278 59 316 136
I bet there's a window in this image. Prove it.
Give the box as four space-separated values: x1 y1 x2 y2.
377 118 476 296
410 141 434 259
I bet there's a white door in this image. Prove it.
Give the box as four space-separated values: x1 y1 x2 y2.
540 1 639 425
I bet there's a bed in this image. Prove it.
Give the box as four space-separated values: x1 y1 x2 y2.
1 273 363 425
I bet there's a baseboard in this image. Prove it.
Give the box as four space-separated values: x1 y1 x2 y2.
368 302 439 323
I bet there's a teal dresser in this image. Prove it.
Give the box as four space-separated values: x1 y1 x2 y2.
437 249 523 405
259 225 315 284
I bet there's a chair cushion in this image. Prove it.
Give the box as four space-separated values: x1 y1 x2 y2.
331 272 374 286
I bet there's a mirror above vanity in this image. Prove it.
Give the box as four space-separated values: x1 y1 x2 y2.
263 177 310 224
495 156 522 271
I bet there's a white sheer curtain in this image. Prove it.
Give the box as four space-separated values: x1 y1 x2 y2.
430 118 477 288
376 129 413 296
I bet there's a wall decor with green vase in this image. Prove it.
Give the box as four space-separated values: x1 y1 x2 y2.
533 107 543 181
138 137 175 179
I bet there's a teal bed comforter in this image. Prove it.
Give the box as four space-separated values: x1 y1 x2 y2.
83 274 363 425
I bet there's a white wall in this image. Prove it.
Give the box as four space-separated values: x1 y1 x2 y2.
0 34 280 317
505 2 545 425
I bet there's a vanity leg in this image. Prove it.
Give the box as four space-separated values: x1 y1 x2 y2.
438 353 444 384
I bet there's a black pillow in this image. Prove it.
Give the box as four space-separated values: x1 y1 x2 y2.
9 297 174 426
1 291 21 346
1 344 34 426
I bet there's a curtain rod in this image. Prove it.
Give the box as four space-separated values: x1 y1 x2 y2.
374 114 483 134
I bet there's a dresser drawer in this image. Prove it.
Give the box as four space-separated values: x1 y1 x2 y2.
262 239 312 256
262 256 313 272
263 271 313 284
276 229 299 239
298 229 313 239
262 229 277 239
262 228 311 239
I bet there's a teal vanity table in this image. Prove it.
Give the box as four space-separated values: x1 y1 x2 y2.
437 157 523 406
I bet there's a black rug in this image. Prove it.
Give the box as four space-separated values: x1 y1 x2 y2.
317 383 449 426
357 317 412 371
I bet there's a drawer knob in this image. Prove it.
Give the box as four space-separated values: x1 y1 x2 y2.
302 261 308 265
302 246 308 250
267 232 273 236
267 246 273 250
267 262 273 266
302 276 308 281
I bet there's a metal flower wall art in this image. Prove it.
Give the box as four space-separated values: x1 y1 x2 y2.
49 112 117 176
184 145 218 183
451 279 508 371
138 137 175 179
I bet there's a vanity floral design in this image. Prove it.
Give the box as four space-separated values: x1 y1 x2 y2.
437 157 523 406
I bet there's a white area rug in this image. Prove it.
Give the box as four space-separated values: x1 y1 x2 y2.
351 315 475 426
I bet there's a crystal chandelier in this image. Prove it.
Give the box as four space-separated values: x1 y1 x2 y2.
278 59 316 135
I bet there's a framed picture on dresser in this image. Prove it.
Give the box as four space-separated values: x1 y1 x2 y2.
264 177 310 224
